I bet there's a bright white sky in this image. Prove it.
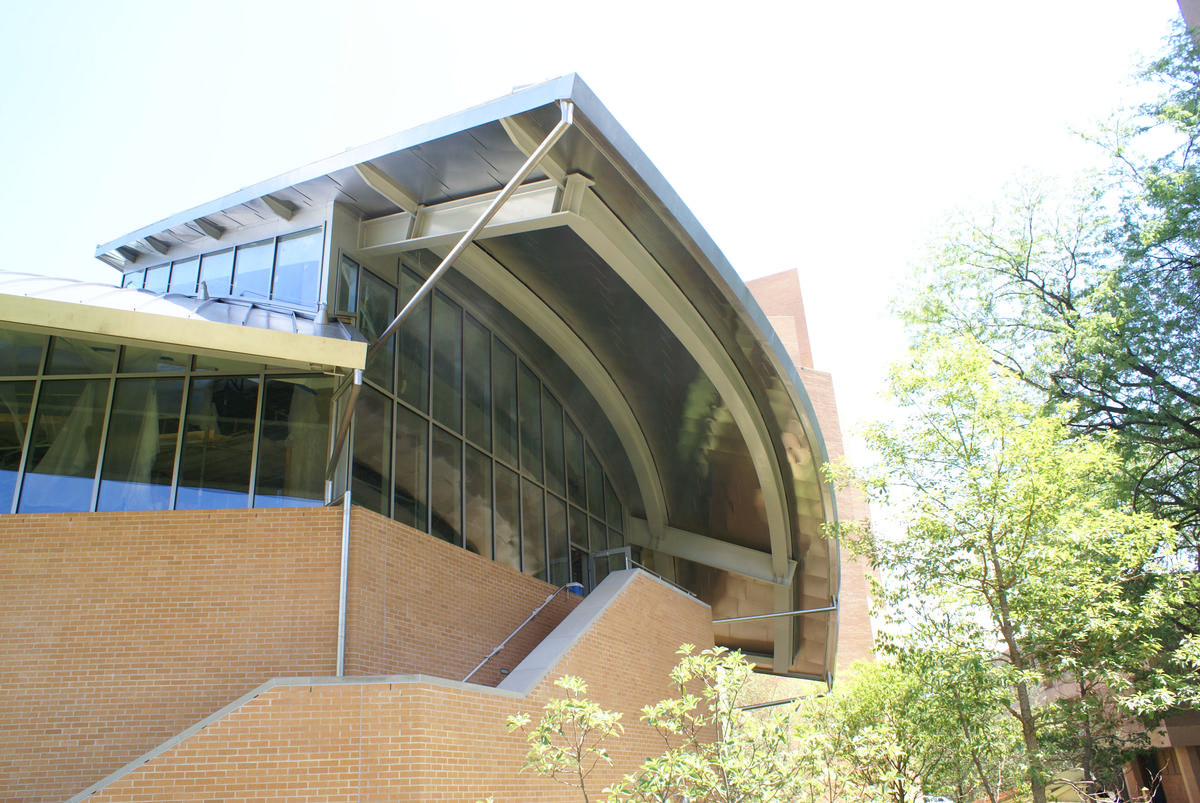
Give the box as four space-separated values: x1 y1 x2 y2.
0 0 1182 460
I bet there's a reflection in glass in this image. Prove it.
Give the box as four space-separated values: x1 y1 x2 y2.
465 445 492 559
253 376 332 507
232 239 273 300
397 267 429 411
359 270 396 391
493 342 517 468
494 464 520 571
352 386 391 515
335 254 359 315
430 426 460 544
98 378 183 511
393 403 427 527
199 249 234 297
569 505 588 549
0 331 46 376
431 293 462 433
194 355 263 373
120 346 189 373
546 494 568 585
543 391 564 497
518 362 541 481
522 479 545 580
463 315 491 450
18 379 107 513
0 381 34 513
175 376 259 509
169 257 200 295
143 265 170 293
585 445 604 519
271 228 323 306
605 475 622 530
46 337 117 375
565 418 585 508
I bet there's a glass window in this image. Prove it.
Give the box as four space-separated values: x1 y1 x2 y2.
463 314 491 450
494 463 520 571
431 293 462 433
351 386 391 516
0 381 34 513
493 341 518 469
121 272 142 289
175 376 259 509
585 445 604 518
543 390 564 497
430 426 461 544
120 346 189 373
46 337 117 375
335 254 359 315
17 379 108 513
464 444 492 560
199 249 234 297
546 494 568 586
521 478 545 580
271 228 323 307
231 239 273 301
393 403 427 528
194 355 263 373
569 505 588 549
253 376 333 508
0 331 46 376
397 267 429 412
565 418 585 508
98 378 183 511
143 264 170 293
358 270 396 392
169 257 200 295
604 475 622 530
518 362 541 481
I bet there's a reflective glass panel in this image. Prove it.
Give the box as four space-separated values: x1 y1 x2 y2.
199 249 234 297
431 293 462 433
585 445 604 518
358 270 396 391
569 504 588 549
351 386 391 515
272 228 324 307
542 390 564 497
231 239 273 301
605 475 622 530
564 418 585 508
397 267 429 412
335 254 359 315
464 444 492 560
169 257 200 295
120 346 189 373
430 426 460 544
518 362 541 481
0 381 34 513
393 403 427 528
493 341 517 468
98 378 183 511
18 379 107 513
194 355 263 373
143 264 170 293
463 314 491 450
494 464 520 571
121 272 141 289
46 337 117 375
0 331 46 376
175 376 258 509
253 376 333 508
546 493 568 586
521 478 545 580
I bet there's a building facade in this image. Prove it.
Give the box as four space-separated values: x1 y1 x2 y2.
0 75 870 801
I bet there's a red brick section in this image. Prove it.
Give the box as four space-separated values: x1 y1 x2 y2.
746 269 876 672
82 573 714 803
0 506 582 802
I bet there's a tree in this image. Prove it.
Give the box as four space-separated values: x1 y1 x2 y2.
829 340 1181 803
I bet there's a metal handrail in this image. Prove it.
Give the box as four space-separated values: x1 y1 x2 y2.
462 581 583 683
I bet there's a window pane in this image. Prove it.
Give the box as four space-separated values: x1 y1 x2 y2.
518 362 541 481
358 270 396 392
464 445 492 560
493 341 517 468
199 249 234 297
351 386 391 515
231 239 273 301
589 515 607 553
175 376 258 509
430 426 460 544
46 337 117 375
397 267 429 412
98 378 183 511
0 331 46 376
120 346 189 373
585 445 604 518
604 475 622 530
168 257 199 295
272 228 324 307
569 505 588 550
0 381 34 513
463 314 491 450
17 379 108 513
194 355 263 373
565 418 585 508
121 271 142 289
546 494 568 586
494 464 520 572
522 478 545 580
543 390 564 497
335 254 359 315
393 403 428 528
253 376 333 508
431 293 462 433
143 264 170 293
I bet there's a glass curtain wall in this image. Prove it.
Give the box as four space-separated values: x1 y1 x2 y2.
341 256 625 585
0 329 333 514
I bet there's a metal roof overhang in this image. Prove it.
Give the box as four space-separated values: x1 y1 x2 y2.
94 74 841 682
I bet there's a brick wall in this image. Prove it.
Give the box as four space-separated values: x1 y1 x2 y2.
80 572 715 803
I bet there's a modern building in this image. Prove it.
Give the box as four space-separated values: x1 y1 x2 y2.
0 74 871 801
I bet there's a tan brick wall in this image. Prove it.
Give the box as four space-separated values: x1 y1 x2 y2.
80 573 715 803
